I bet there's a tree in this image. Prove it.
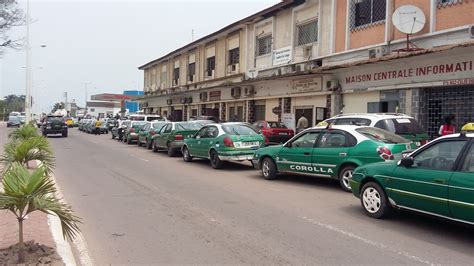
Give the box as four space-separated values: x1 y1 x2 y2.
0 0 24 55
1 94 26 120
0 163 81 263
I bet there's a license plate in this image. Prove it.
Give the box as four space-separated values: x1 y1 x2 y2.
235 141 259 148
279 132 288 135
415 142 421 146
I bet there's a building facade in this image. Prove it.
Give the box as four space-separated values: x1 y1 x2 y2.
139 0 474 136
123 90 144 113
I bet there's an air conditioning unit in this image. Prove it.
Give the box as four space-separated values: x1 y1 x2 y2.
186 96 193 104
231 87 241 98
326 80 339 91
243 85 255 96
227 63 239 74
470 25 474 38
172 79 179 86
303 45 313 58
295 63 306 72
180 97 187 104
206 69 215 79
368 46 389 59
199 92 208 102
166 89 172 95
180 86 187 92
188 75 195 82
166 99 172 105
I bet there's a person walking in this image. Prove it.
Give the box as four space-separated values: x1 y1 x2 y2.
439 114 455 136
296 114 309 133
95 118 102 135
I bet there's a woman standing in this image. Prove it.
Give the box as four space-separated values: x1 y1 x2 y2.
439 114 455 136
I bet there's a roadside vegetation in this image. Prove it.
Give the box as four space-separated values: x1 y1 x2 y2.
0 124 81 263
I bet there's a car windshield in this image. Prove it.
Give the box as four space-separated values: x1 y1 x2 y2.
176 122 202 130
132 121 147 126
268 121 286 128
130 116 145 121
334 118 371 126
356 127 410 144
384 118 425 135
48 116 64 122
152 122 166 129
146 116 162 121
9 116 19 121
222 124 259 136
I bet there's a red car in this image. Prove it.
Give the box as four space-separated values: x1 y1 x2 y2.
253 121 294 144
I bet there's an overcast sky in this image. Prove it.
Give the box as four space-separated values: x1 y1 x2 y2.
0 0 279 113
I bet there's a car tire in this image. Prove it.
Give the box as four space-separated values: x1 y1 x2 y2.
182 146 192 162
62 131 68 138
137 139 142 146
112 134 115 139
339 165 355 192
127 137 132 145
210 150 223 169
146 139 152 150
360 182 392 219
167 143 176 157
152 140 158 152
261 157 277 180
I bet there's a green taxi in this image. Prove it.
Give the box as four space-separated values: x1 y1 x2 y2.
350 133 474 224
137 121 167 149
124 121 147 144
253 125 417 191
182 122 265 169
151 121 210 156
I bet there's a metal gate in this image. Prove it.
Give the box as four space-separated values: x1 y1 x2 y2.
420 86 474 139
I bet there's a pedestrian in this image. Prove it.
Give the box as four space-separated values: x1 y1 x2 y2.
438 114 455 136
296 114 309 133
95 118 102 135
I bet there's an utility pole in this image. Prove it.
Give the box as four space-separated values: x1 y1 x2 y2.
82 82 90 109
25 0 32 123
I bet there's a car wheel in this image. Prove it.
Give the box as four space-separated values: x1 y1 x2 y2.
167 143 176 157
137 139 142 146
112 133 115 139
152 140 158 152
62 131 68 138
339 165 355 192
146 139 152 150
210 150 223 169
360 182 392 219
182 146 192 162
261 157 277 180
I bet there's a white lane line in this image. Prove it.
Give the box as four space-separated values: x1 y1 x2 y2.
300 216 433 265
129 154 150 162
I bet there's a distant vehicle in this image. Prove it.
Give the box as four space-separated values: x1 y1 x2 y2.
65 117 74 128
351 133 474 224
253 120 294 144
7 116 21 127
137 121 167 149
123 121 147 144
18 115 26 125
42 115 68 137
9 112 20 117
189 116 220 123
318 113 429 146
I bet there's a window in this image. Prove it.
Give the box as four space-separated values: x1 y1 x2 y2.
437 0 461 8
352 0 386 29
257 35 272 56
206 126 219 138
188 63 195 82
90 108 95 112
206 56 215 76
334 118 371 126
461 144 474 173
367 101 398 113
318 131 348 148
228 48 239 65
291 131 320 148
414 140 466 171
197 127 208 138
173 67 179 84
296 20 318 46
356 127 409 144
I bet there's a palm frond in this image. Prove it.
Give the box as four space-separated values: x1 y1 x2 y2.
8 125 40 141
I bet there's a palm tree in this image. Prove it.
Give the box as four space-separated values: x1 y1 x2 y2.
0 163 81 263
0 136 55 175
8 124 39 141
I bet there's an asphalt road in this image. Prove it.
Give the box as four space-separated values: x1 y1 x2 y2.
3 124 472 264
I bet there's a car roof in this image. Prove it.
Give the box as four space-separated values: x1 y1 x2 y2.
330 113 413 119
435 133 474 140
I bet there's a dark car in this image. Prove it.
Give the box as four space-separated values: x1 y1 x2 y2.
7 116 21 128
42 115 68 137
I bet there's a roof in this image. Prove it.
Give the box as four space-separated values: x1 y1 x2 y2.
138 0 302 70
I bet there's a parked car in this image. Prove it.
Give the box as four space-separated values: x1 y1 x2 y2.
129 114 166 122
7 116 21 127
252 125 417 191
253 120 294 144
18 115 26 125
137 121 167 149
106 118 117 131
124 121 147 144
189 116 220 123
318 113 429 146
85 120 96 134
42 115 68 137
182 122 265 169
151 121 211 156
350 133 474 224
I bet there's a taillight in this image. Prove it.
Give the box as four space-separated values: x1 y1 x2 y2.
420 140 428 146
265 137 269 145
377 147 394 160
175 134 183 141
223 137 234 147
130 128 135 133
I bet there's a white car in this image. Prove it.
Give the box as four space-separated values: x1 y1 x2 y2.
318 113 429 146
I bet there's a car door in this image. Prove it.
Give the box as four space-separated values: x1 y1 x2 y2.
191 126 210 157
390 139 468 217
448 141 474 223
200 126 220 158
276 131 320 174
158 123 172 148
311 130 353 178
139 123 150 143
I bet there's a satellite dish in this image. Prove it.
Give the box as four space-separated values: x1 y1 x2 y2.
392 5 426 34
246 68 259 79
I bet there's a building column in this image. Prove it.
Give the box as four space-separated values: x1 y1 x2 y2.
247 100 255 123
183 105 188 121
278 98 283 122
220 102 226 122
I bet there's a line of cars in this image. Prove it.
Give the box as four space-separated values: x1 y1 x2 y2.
104 113 473 226
78 118 110 134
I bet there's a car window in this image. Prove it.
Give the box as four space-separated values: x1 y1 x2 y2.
222 124 259 136
461 144 474 173
291 131 320 148
164 124 172 133
413 140 466 171
334 118 371 126
318 131 347 148
384 118 425 135
268 122 286 128
356 127 410 144
206 126 219 138
142 124 150 130
48 116 64 122
196 127 208 138
152 122 165 130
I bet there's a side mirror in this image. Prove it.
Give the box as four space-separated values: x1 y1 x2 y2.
399 157 414 167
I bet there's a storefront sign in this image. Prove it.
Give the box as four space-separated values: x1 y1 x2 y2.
282 113 295 131
443 78 474 86
209 90 221 101
337 52 474 90
273 47 292 66
292 77 322 93
272 106 282 115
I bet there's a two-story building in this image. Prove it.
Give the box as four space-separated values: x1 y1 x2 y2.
139 0 474 138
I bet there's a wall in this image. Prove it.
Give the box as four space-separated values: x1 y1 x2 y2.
265 98 280 121
436 1 474 31
335 0 347 52
343 91 380 113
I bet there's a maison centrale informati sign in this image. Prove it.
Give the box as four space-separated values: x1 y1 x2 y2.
338 53 474 90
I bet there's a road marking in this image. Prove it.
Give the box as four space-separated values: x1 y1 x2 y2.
129 154 150 162
300 216 433 265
